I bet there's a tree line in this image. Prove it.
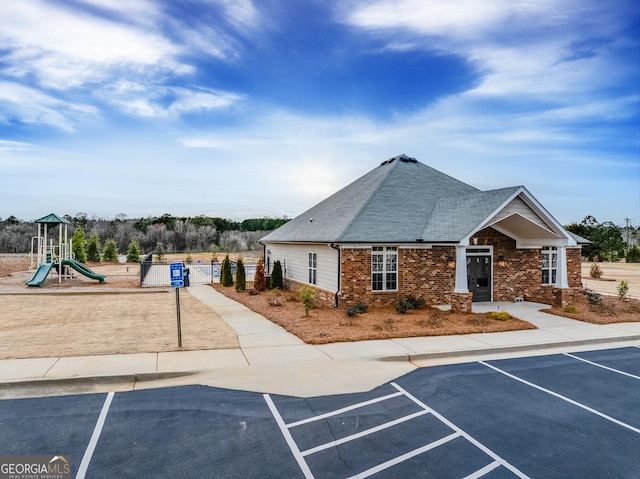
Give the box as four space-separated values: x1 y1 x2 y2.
1 213 638 262
0 213 289 256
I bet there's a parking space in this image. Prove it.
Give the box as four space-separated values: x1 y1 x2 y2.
0 346 638 478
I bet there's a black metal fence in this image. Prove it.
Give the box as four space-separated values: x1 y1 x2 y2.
140 256 256 287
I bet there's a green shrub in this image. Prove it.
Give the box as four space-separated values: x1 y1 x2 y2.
345 302 368 317
299 286 316 316
564 304 579 314
395 295 425 314
626 245 640 263
102 239 119 262
86 232 101 262
72 227 87 263
270 260 284 290
583 288 602 305
618 280 629 300
220 254 233 287
126 240 140 262
235 257 246 292
490 310 511 321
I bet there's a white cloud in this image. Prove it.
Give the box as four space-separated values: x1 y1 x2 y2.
0 81 99 131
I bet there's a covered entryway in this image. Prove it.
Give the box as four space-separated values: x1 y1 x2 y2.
466 249 492 302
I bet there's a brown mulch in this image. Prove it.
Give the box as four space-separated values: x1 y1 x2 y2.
211 284 536 344
546 292 640 324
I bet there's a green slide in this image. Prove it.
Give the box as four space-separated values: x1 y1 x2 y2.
26 262 55 287
61 259 106 283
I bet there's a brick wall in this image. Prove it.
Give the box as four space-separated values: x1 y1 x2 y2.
289 230 582 309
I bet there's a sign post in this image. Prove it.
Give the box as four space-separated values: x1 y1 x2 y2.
170 262 184 347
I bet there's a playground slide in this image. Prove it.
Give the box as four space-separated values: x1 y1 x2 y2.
61 259 106 283
26 262 55 287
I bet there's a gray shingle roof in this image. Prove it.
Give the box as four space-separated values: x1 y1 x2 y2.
261 155 522 243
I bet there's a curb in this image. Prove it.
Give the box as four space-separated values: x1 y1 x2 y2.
0 371 196 392
376 334 640 362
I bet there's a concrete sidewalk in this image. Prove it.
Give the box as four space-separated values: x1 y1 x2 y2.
1 285 639 398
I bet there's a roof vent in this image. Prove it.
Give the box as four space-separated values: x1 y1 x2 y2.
381 154 416 166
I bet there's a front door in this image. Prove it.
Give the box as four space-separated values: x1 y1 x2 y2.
467 255 492 302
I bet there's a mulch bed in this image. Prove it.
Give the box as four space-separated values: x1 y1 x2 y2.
546 291 640 324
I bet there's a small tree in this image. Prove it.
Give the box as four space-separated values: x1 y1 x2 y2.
102 239 119 262
270 260 283 290
590 258 603 279
235 257 246 292
86 231 101 262
220 254 234 287
254 257 266 291
299 286 316 316
618 280 629 300
626 245 640 263
71 227 87 263
126 240 141 262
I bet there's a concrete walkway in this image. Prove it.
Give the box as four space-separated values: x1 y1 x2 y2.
1 285 639 399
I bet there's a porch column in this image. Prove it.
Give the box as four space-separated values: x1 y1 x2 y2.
454 245 468 293
555 246 569 289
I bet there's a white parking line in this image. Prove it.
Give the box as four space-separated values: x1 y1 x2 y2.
344 432 461 479
264 394 315 479
287 391 403 428
391 382 531 479
564 352 640 380
76 392 114 479
479 361 640 435
301 409 429 456
266 384 530 479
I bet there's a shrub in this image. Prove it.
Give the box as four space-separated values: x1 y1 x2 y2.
235 257 246 292
86 231 101 262
590 261 602 279
126 240 141 262
253 257 266 291
490 310 511 321
618 280 629 300
267 290 284 306
71 227 87 263
102 239 119 262
395 295 425 314
564 304 579 314
583 288 602 305
299 286 316 316
345 302 368 318
220 254 233 287
270 260 283 290
626 245 640 263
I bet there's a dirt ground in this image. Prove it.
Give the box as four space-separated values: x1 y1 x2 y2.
1 254 638 359
211 284 535 345
0 254 238 359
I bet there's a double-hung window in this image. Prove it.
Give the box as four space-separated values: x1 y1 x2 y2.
372 246 397 291
541 246 557 285
308 252 317 285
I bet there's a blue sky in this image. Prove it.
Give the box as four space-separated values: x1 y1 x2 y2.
1 0 638 227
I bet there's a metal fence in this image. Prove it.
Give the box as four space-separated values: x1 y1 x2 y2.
140 257 256 287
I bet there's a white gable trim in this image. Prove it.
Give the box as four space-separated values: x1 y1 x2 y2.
461 187 576 247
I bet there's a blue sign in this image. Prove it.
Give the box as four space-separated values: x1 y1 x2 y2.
170 262 184 288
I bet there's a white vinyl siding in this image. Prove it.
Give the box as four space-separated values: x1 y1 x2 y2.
265 243 338 292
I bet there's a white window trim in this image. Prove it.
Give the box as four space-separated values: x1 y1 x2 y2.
541 246 557 285
371 246 398 292
308 252 317 285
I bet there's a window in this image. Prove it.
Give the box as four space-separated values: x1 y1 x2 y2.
308 252 317 285
372 246 397 291
541 247 557 285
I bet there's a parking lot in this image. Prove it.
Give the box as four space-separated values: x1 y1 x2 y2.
1 346 638 478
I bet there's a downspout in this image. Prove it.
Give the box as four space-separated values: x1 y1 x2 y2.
330 243 341 308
